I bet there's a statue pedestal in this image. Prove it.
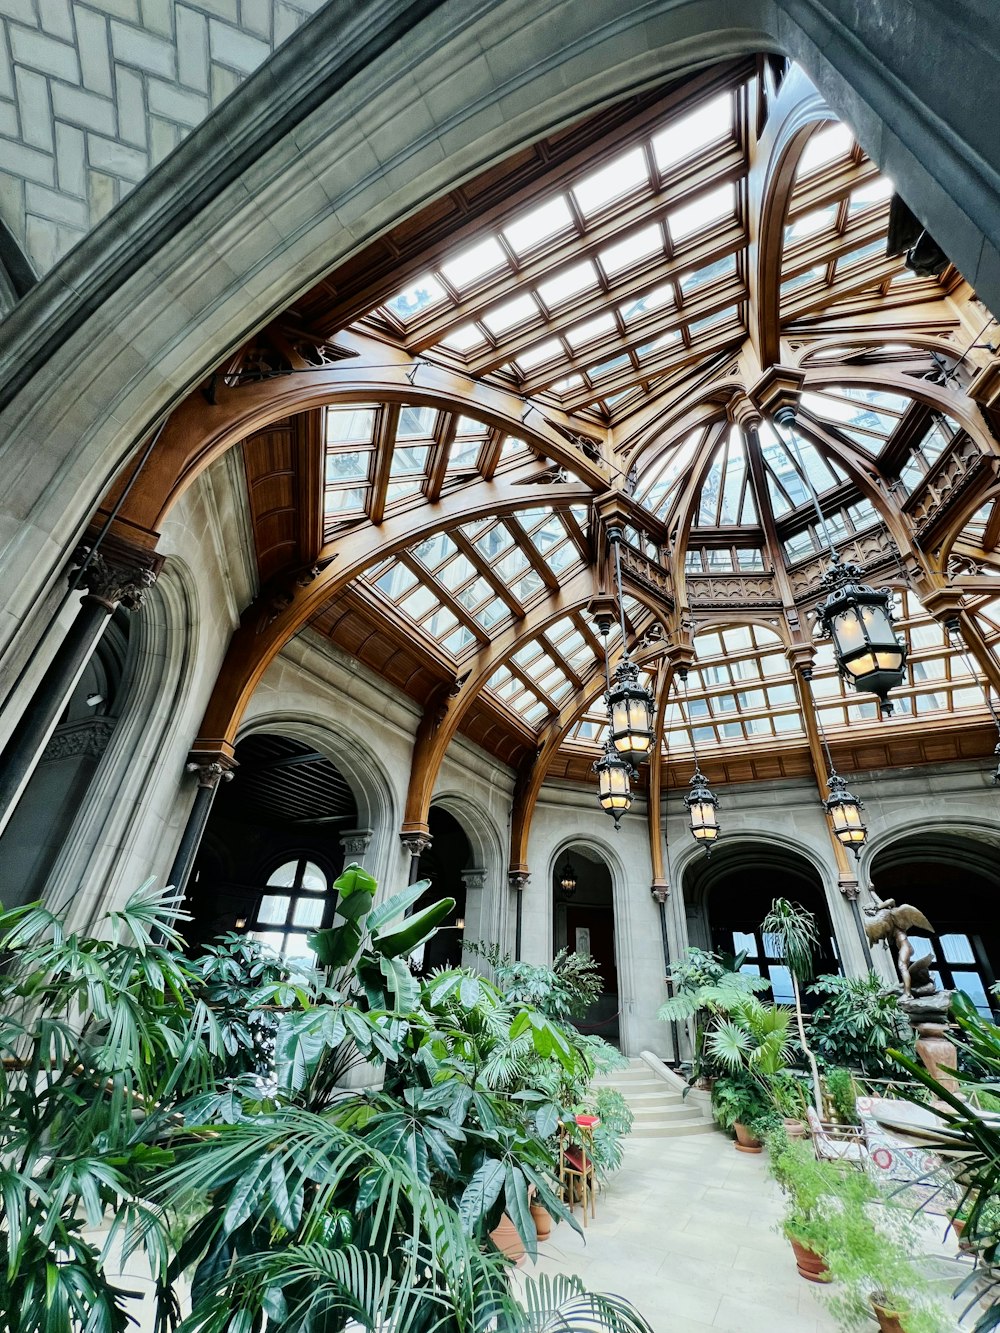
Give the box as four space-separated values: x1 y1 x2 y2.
899 993 958 1098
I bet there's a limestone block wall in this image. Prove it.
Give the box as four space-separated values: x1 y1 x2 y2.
0 0 326 275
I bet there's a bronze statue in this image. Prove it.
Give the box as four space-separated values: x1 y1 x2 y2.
864 897 936 996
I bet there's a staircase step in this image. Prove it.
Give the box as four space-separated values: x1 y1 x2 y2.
628 1120 717 1139
630 1104 701 1123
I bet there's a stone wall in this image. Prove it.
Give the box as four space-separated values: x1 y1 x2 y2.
0 0 325 275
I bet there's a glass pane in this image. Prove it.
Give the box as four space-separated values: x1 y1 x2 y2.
301 862 327 892
940 933 975 964
952 970 992 1016
267 862 298 888
732 931 756 956
292 896 325 928
768 965 794 1005
283 933 316 961
251 930 285 954
257 895 290 924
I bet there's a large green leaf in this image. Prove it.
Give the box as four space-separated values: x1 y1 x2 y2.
366 881 431 932
503 1161 537 1261
458 1158 505 1233
275 1011 329 1091
333 864 378 900
372 898 455 959
379 956 420 1013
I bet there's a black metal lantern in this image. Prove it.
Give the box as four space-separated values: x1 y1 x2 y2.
593 740 634 829
824 772 867 856
817 555 906 716
684 766 720 852
558 861 578 897
607 656 655 765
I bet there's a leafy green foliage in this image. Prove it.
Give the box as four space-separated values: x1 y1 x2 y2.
808 973 914 1076
0 871 650 1333
468 942 604 1021
822 1066 858 1125
710 1075 772 1134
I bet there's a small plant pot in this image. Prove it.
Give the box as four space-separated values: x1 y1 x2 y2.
530 1201 552 1241
782 1117 807 1140
489 1213 526 1266
788 1237 830 1283
871 1299 905 1332
733 1121 763 1153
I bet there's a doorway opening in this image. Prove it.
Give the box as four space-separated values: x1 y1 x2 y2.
552 844 619 1045
412 805 470 971
870 831 1000 1016
683 841 839 1004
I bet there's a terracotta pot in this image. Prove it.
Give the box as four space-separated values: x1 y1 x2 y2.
530 1201 552 1240
489 1213 526 1265
871 1299 905 1332
788 1236 830 1283
783 1117 807 1140
733 1121 763 1153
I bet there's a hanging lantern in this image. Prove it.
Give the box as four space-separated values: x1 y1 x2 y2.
684 766 720 852
558 861 578 897
594 741 634 828
824 772 867 856
607 656 655 765
817 556 906 716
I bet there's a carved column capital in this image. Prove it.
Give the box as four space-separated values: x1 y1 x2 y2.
650 880 670 905
838 874 861 902
185 753 238 790
507 869 530 891
400 830 433 858
71 541 162 613
340 827 373 857
461 867 488 892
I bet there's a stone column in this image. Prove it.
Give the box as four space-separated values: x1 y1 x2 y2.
459 866 487 965
508 869 529 959
167 754 236 895
0 541 158 837
339 827 373 869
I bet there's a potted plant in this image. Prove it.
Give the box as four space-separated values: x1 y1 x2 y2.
821 1171 949 1333
711 1074 772 1151
770 1070 811 1138
761 897 824 1114
657 945 769 1087
766 1127 847 1280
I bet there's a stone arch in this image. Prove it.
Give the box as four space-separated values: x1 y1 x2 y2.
430 788 507 961
235 709 398 892
546 831 637 1053
1 0 998 680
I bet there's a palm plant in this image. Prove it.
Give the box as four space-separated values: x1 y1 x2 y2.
656 945 769 1084
761 897 823 1113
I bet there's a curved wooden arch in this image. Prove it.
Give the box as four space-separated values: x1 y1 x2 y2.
193 464 597 753
100 333 610 546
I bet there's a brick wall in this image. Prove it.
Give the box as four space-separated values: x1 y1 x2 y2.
0 0 327 277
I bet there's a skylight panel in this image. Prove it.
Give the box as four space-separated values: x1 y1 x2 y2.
325 487 366 517
836 239 886 273
652 92 732 172
397 405 437 438
689 305 737 335
537 260 599 309
325 450 369 483
482 292 539 334
797 122 854 176
849 176 894 210
598 224 662 276
620 283 674 323
587 353 630 381
784 204 837 244
780 265 826 296
572 148 648 217
389 446 428 477
637 427 703 516
442 626 476 655
503 195 574 254
327 407 376 444
678 253 737 293
411 532 456 569
440 236 508 290
668 183 735 243
516 338 563 371
566 313 616 348
374 563 417 600
386 275 447 322
636 329 681 360
439 323 487 352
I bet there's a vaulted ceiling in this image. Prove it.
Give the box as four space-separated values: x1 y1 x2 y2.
223 55 1000 793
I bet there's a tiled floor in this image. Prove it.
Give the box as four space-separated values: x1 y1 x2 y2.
525 1131 968 1332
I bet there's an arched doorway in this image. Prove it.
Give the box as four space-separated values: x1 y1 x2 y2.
683 841 839 1003
413 805 470 972
870 830 1000 1016
552 844 619 1045
186 732 359 955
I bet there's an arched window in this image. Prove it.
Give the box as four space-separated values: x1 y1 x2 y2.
250 856 333 959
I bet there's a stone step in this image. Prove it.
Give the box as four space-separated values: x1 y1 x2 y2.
627 1120 717 1139
617 1089 685 1106
630 1103 700 1122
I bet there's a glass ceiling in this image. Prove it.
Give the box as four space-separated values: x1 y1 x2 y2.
312 63 986 774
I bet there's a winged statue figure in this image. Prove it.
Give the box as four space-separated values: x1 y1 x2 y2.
863 897 936 996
